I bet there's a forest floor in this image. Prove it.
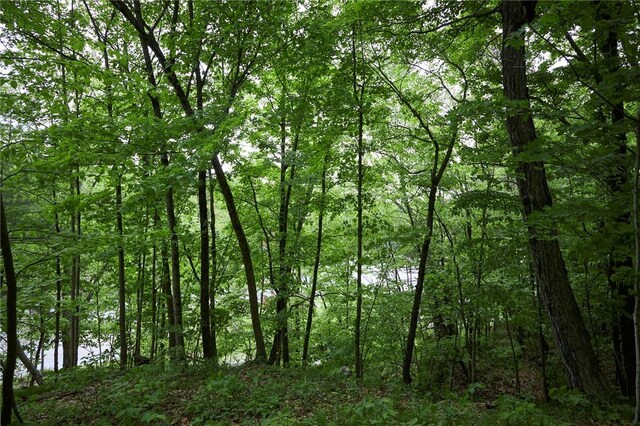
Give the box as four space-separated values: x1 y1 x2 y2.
14 360 632 425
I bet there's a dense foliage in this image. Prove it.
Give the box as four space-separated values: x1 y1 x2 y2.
0 0 639 423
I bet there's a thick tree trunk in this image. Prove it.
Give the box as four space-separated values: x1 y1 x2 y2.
501 0 609 397
198 170 214 359
1 195 18 426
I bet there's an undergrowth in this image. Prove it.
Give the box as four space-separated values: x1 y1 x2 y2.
14 362 631 425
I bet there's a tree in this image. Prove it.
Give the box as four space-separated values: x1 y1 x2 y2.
500 0 609 396
1 194 18 425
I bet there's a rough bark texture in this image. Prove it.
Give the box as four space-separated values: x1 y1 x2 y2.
501 0 609 397
1 195 17 425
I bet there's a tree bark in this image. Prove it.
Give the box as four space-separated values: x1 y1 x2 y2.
116 177 127 369
212 154 267 360
65 176 81 369
111 0 266 361
150 235 158 360
73 176 81 367
354 101 364 380
269 114 295 366
351 24 365 380
135 249 146 361
403 185 438 384
53 190 61 373
160 242 177 352
126 0 185 359
598 4 635 397
198 170 214 359
501 0 609 397
302 158 328 363
1 194 17 426
632 108 640 424
209 174 218 361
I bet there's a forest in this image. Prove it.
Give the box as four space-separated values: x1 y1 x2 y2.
0 0 639 424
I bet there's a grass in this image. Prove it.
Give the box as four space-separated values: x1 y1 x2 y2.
13 361 632 425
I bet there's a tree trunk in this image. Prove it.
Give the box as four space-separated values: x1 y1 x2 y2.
31 309 45 385
212 154 267 361
112 0 265 362
65 175 81 369
598 5 635 397
351 24 365 380
73 176 81 367
131 2 185 359
161 244 177 352
160 154 185 358
632 108 640 424
302 158 328 363
151 241 158 361
402 184 438 384
18 339 44 386
53 190 61 373
135 249 146 361
199 170 214 359
209 173 218 361
1 194 17 426
116 177 127 369
270 116 293 366
354 102 364 380
501 0 609 397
